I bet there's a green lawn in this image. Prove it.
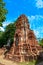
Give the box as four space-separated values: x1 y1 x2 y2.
18 60 36 65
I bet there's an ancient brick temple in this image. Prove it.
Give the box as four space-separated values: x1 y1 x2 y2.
5 15 42 62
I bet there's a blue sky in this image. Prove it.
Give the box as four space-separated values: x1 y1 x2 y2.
0 0 43 38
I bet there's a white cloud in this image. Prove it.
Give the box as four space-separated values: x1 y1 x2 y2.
35 0 43 8
33 26 43 38
34 30 40 38
0 20 13 31
28 15 43 28
28 16 35 21
3 21 13 27
28 15 43 22
28 15 43 38
28 15 43 24
0 27 4 31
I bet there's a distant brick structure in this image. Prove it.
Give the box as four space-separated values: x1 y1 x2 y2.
5 15 42 62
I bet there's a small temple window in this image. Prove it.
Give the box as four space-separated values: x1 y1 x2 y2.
15 34 19 46
28 35 33 39
28 33 33 39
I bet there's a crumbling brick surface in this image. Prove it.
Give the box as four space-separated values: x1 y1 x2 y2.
5 14 43 62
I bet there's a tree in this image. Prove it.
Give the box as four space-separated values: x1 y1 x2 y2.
0 31 4 47
0 0 7 26
39 39 43 47
5 22 16 45
0 22 16 47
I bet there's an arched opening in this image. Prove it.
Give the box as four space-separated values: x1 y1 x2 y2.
28 33 34 40
15 34 19 46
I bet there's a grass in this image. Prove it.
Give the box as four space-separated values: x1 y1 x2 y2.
18 60 36 65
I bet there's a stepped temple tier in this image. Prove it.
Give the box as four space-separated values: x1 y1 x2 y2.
5 14 42 62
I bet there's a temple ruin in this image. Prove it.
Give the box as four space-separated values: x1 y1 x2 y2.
5 14 42 62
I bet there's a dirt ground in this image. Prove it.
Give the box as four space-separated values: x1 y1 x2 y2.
0 55 17 65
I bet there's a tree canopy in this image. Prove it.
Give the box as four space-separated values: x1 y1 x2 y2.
0 22 16 47
39 39 43 47
0 0 7 26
